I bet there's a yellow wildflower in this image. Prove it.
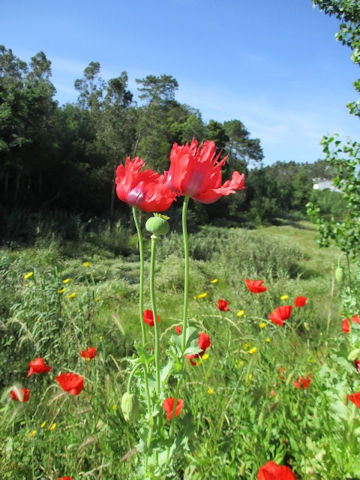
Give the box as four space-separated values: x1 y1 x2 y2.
280 294 289 301
249 347 257 355
243 343 249 350
202 353 209 361
94 297 99 303
235 359 244 369
49 423 56 431
196 358 203 367
207 388 214 394
66 292 76 299
85 357 90 362
248 374 253 382
36 318 40 322
211 278 219 284
24 272 33 279
112 404 117 411
265 337 270 343
259 322 266 329
58 288 66 294
237 310 245 318
83 261 90 268
193 295 198 300
29 430 37 437
63 278 70 284
40 421 46 429
198 293 207 299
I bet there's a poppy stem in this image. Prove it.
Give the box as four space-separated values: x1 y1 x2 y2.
181 195 190 355
132 207 146 346
150 235 161 397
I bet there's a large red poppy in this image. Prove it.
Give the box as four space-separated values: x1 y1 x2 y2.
245 279 268 294
294 296 307 308
116 157 176 212
258 460 296 479
81 347 97 360
27 357 52 377
269 306 293 327
217 299 230 311
10 387 30 403
167 139 245 203
163 397 184 419
56 373 84 396
143 310 160 327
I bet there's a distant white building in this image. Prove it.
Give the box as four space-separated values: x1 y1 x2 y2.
312 178 342 193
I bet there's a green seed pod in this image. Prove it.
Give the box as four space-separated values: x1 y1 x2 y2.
145 216 170 236
335 267 344 284
121 392 139 423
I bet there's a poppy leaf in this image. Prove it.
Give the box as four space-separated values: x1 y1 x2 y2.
160 360 174 383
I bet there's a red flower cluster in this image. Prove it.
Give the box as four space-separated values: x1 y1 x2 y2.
56 373 84 396
116 157 176 212
27 357 52 377
294 296 307 308
163 397 184 420
186 332 211 366
81 347 97 360
269 306 293 327
217 299 230 311
245 279 268 294
294 375 312 390
257 460 296 479
143 310 160 327
167 139 245 204
342 314 360 333
10 387 30 403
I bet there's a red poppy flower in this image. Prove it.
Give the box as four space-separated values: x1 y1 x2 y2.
116 157 176 212
294 296 307 308
81 347 97 360
10 387 30 403
354 360 360 372
268 306 293 327
245 279 268 294
27 357 52 378
293 375 312 389
217 299 230 311
348 392 360 408
59 478 73 480
56 373 84 396
342 317 350 333
143 310 160 327
257 460 296 480
163 397 184 419
186 332 211 365
175 325 182 335
352 314 360 324
167 139 245 204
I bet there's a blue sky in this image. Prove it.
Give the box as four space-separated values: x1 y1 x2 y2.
1 0 359 164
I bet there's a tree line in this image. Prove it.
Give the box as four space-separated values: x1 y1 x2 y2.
0 45 339 231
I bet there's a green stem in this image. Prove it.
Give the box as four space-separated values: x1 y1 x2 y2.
150 235 161 397
132 207 146 346
126 363 142 392
181 195 190 355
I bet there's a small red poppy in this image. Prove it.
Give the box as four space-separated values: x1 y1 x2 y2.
59 478 73 480
352 314 360 324
342 317 350 333
269 306 293 327
348 392 360 408
10 387 30 403
257 460 296 480
294 375 312 389
355 360 360 372
27 357 52 378
143 310 160 327
163 397 184 419
81 347 97 360
245 279 268 294
217 299 230 311
175 325 182 335
294 296 307 308
185 332 211 366
56 373 84 396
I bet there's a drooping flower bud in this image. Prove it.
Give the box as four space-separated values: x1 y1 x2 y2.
335 267 344 284
121 392 139 423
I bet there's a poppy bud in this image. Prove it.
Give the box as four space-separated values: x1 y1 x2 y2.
121 392 139 423
145 216 170 236
335 267 344 284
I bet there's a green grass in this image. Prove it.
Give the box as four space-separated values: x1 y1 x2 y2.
1 221 358 480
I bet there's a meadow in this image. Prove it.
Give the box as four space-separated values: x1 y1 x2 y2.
1 218 359 480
